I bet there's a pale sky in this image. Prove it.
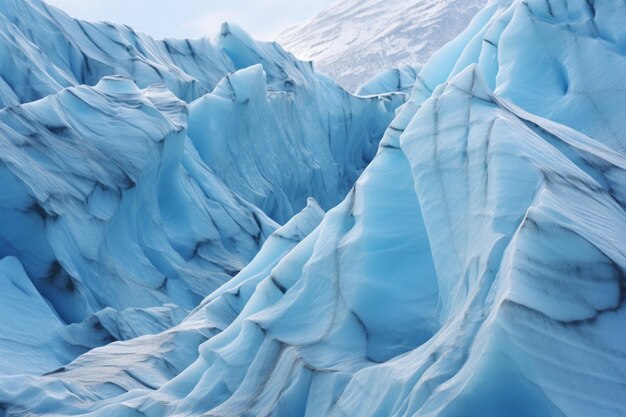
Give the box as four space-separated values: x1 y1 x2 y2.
46 0 337 40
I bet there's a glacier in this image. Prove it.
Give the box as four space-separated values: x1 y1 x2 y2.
0 0 400 376
188 24 401 223
355 65 422 97
0 0 232 105
1 0 626 416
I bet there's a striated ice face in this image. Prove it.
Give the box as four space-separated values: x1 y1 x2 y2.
0 0 233 105
1 0 626 416
0 0 400 377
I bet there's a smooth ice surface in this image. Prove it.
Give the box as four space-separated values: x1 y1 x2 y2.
0 256 74 375
2 0 626 416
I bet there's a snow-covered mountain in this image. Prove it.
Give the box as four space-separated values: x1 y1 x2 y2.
2 0 626 416
277 0 487 91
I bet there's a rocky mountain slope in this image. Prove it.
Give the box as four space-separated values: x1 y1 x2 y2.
278 0 486 91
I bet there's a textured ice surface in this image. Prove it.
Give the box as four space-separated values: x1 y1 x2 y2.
188 24 400 223
0 0 233 105
278 0 486 91
356 65 422 96
2 0 626 416
0 0 399 377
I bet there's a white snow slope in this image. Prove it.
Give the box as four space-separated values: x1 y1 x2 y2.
1 0 626 416
278 0 487 92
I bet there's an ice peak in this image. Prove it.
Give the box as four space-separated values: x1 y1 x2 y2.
95 75 141 95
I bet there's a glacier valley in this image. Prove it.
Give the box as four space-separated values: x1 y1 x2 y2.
0 0 625 416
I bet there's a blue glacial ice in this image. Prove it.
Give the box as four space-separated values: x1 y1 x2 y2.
355 65 422 97
0 0 400 377
188 24 401 223
0 0 233 105
0 0 626 416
